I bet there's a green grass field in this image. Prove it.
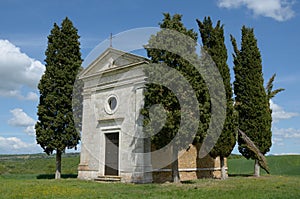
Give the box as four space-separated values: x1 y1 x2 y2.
228 154 300 176
0 153 79 179
1 153 299 198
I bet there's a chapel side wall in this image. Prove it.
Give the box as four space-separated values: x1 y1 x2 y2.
152 144 227 183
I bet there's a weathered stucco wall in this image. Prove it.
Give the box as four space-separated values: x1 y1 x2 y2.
152 144 228 183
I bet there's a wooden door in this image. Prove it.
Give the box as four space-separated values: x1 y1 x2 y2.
105 133 119 176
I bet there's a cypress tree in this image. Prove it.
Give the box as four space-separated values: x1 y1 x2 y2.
143 13 209 183
35 17 82 179
197 17 237 179
266 74 284 100
231 26 272 177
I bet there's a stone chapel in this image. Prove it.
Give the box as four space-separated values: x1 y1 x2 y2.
77 48 227 183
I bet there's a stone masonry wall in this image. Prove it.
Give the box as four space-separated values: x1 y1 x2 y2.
152 143 227 183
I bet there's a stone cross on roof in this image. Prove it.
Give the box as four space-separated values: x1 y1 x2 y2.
110 33 113 48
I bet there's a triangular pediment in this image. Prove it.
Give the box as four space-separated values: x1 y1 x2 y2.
80 48 148 79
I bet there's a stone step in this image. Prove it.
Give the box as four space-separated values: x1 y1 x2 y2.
95 175 122 182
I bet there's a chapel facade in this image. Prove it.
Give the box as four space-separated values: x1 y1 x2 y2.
77 48 227 183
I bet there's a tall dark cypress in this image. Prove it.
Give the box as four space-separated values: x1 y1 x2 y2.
197 17 237 179
143 13 209 183
231 26 272 177
35 17 82 179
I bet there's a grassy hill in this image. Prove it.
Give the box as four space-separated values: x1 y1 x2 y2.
1 153 299 178
228 154 300 176
0 153 299 198
0 153 79 179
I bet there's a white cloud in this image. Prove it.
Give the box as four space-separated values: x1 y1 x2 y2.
273 127 300 138
24 126 36 136
8 108 35 127
20 92 39 101
0 40 45 100
26 92 39 101
272 153 300 155
272 127 300 148
0 136 41 154
217 0 295 21
0 137 30 149
8 108 36 136
3 91 39 101
269 101 299 147
270 100 298 122
272 137 284 146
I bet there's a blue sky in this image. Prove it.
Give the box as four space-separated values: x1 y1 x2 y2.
0 0 299 155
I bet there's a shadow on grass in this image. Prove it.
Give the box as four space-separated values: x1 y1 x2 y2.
181 180 197 184
37 174 77 179
229 174 253 177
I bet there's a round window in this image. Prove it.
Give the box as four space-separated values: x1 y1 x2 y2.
108 96 117 111
105 95 118 114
